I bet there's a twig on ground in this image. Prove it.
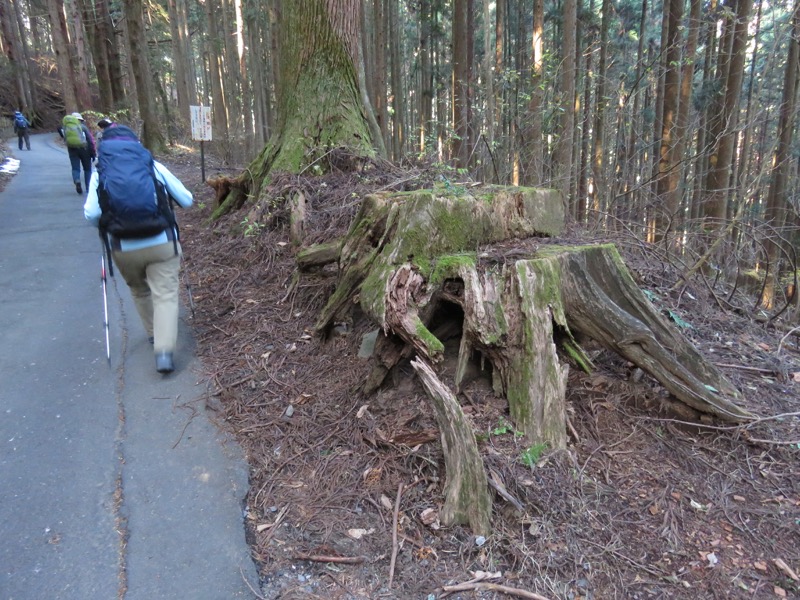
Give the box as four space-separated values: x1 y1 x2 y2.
239 566 266 599
441 581 553 599
388 482 403 589
293 554 366 564
778 326 800 354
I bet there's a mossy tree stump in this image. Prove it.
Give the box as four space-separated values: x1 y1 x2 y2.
310 186 751 532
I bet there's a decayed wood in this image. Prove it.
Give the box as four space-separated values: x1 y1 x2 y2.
411 358 491 535
311 188 752 534
296 241 340 271
554 245 750 421
289 190 306 246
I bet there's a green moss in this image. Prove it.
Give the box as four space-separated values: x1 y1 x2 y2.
562 338 592 373
415 318 444 355
430 253 477 284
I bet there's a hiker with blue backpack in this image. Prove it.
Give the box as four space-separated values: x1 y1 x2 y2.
12 111 31 151
83 124 193 374
59 112 96 194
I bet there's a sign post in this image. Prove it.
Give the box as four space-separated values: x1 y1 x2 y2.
189 105 212 182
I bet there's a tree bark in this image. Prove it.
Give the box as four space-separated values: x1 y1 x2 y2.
411 358 491 535
45 0 78 112
315 189 750 430
760 1 799 309
123 0 165 152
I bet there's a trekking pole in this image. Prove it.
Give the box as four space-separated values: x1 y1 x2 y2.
100 254 111 365
181 253 196 319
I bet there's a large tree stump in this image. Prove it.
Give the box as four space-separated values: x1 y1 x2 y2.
306 186 751 531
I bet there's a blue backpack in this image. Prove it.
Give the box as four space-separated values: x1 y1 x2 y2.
14 114 27 129
96 126 176 240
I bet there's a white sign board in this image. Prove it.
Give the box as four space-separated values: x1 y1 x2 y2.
190 105 212 141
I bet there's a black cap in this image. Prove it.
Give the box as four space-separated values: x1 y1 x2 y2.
98 118 113 129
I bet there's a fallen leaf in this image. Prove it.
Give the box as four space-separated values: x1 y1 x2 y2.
757 342 771 351
346 528 374 540
379 494 393 510
733 495 746 502
792 372 800 383
356 404 369 419
671 491 682 501
754 561 769 572
420 508 438 525
648 504 659 515
773 586 787 598
690 499 709 512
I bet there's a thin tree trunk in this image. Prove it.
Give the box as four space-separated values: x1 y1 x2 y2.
591 0 611 222
45 0 78 112
554 0 578 214
653 0 685 243
97 0 126 109
124 0 164 151
760 0 799 308
389 0 404 160
521 0 544 186
166 0 192 122
419 0 433 153
66 0 92 108
703 0 753 228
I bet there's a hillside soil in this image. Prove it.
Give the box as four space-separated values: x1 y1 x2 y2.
152 149 800 599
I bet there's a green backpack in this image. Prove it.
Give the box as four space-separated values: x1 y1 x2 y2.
63 115 87 148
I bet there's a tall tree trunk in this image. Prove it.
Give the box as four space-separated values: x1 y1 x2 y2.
0 0 29 110
653 0 685 243
452 0 469 168
371 0 389 150
521 0 544 186
239 0 374 201
591 0 612 221
389 0 405 160
482 0 494 163
65 0 92 108
124 0 164 152
45 0 78 112
166 0 192 123
419 0 433 153
11 0 36 111
554 0 578 214
703 0 753 229
97 0 126 109
78 0 113 112
760 0 799 309
204 0 230 159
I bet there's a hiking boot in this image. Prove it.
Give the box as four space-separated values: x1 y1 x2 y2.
75 182 82 194
155 351 174 374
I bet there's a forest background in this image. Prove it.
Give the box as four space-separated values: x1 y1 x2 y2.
1 0 799 306
2 0 800 598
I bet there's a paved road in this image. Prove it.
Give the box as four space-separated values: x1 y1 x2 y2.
0 134 258 599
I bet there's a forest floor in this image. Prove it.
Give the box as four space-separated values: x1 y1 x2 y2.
7 132 796 599
160 146 800 600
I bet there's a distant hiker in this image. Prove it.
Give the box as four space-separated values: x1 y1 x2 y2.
83 125 193 374
59 112 96 194
97 117 116 139
13 111 31 151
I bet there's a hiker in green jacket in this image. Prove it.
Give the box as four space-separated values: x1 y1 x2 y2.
58 112 96 194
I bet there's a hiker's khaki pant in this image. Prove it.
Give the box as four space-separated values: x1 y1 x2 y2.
112 242 182 354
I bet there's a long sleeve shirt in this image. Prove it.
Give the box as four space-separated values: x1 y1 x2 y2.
84 160 193 251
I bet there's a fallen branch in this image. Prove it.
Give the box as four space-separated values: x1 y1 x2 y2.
441 581 553 600
292 553 366 564
388 482 404 588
